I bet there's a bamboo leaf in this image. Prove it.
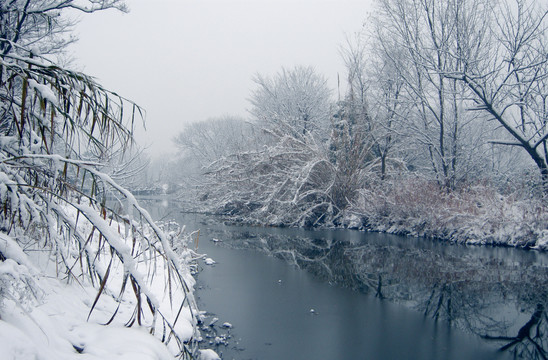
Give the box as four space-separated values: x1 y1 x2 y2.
19 76 28 137
87 258 112 321
130 276 142 326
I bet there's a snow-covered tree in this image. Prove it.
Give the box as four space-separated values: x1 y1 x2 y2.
202 131 340 227
0 0 127 60
188 67 359 225
249 65 333 142
373 0 493 189
0 1 199 358
444 0 548 192
338 34 408 181
329 100 372 211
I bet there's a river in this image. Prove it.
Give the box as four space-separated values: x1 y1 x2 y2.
144 198 547 360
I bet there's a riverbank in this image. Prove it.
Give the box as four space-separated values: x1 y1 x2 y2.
187 179 548 251
347 180 548 250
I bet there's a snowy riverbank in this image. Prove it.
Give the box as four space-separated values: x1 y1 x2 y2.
348 181 548 251
191 179 548 251
0 207 220 360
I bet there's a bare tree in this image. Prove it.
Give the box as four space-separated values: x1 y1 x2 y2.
340 34 410 180
445 0 548 192
173 115 260 168
374 0 488 189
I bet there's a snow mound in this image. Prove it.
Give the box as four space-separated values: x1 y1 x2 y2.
204 257 216 265
199 349 221 360
0 264 175 360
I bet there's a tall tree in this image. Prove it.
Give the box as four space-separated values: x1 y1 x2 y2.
340 34 409 181
374 0 484 188
328 36 375 209
446 0 548 191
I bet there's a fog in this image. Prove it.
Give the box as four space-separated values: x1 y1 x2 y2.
70 0 372 157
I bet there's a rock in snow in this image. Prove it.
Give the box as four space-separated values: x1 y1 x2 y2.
204 257 216 265
208 317 219 327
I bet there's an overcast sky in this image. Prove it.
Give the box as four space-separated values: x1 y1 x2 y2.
70 0 373 158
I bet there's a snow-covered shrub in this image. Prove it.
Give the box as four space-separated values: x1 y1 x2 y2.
352 178 548 249
201 132 341 227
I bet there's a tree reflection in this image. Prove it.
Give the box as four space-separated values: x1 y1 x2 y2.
483 304 547 360
210 227 548 359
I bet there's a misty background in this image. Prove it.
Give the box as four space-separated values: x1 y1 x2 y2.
70 0 372 157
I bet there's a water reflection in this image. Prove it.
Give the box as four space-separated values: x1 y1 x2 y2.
203 220 548 359
139 198 547 359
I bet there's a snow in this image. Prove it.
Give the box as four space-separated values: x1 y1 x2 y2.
198 349 221 360
0 277 175 360
28 78 58 106
204 257 216 265
0 233 33 270
0 210 217 359
0 322 40 360
208 317 219 327
66 324 175 360
0 259 27 279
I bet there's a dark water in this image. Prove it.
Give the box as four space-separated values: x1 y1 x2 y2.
145 199 547 360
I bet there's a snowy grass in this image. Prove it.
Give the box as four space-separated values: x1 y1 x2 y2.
351 179 548 250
